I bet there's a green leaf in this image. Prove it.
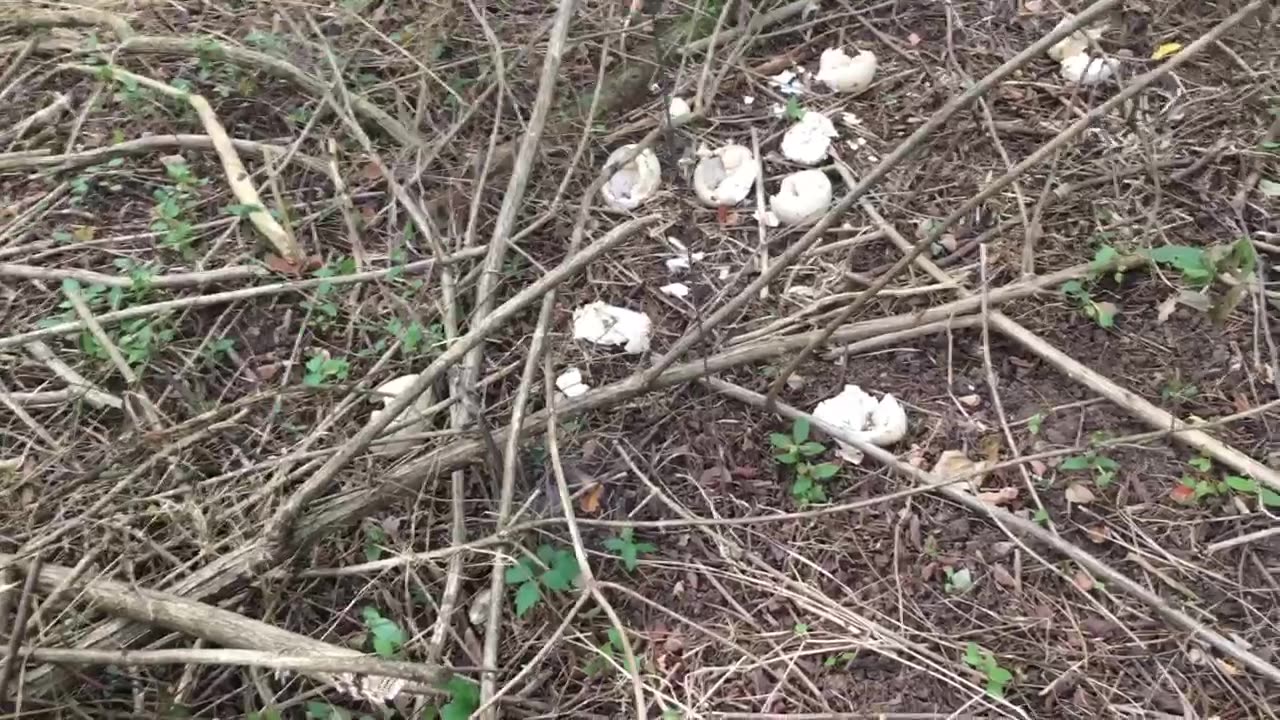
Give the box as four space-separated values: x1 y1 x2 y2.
1224 475 1257 493
768 433 793 449
1027 413 1044 435
798 441 826 456
536 544 556 565
514 580 541 617
504 559 535 585
792 417 810 443
1090 245 1119 272
440 676 480 720
1092 301 1117 328
791 476 812 495
810 462 840 479
1189 456 1213 472
542 552 580 591
1258 178 1280 197
1060 280 1086 298
963 642 983 667
1060 455 1092 471
775 452 799 465
1093 456 1119 471
1260 489 1280 508
784 95 805 120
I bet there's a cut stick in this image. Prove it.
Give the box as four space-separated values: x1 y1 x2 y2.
61 63 303 263
0 554 449 690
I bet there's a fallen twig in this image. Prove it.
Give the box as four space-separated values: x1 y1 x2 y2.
0 133 326 174
62 63 302 263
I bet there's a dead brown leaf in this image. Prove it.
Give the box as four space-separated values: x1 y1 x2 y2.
1065 482 1096 504
906 32 922 46
992 563 1018 590
931 450 990 492
977 487 1018 506
1084 524 1110 544
360 161 383 181
264 253 323 276
578 482 604 514
1072 569 1095 592
700 465 730 486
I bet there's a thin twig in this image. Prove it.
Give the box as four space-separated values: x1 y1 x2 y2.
543 355 646 718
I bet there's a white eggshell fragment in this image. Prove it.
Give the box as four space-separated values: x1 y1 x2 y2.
555 367 590 398
812 384 908 463
659 282 690 298
572 302 652 354
668 96 692 121
770 170 833 225
1046 17 1106 62
816 48 877 94
780 111 838 166
600 144 661 211
1060 54 1118 85
692 144 758 207
368 374 433 456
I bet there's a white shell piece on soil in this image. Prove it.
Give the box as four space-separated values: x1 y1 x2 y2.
659 282 690 298
768 68 805 95
555 367 590 398
770 169 833 225
816 48 877 94
368 374 433 456
780 111 838 166
1060 54 1118 85
812 384 908 463
668 96 692 121
665 251 705 272
692 144 758 207
600 144 661 211
572 301 652 354
1046 17 1107 62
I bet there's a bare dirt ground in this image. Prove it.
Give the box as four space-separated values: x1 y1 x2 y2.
1 0 1279 718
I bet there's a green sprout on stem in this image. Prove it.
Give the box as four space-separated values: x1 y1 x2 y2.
770 418 839 505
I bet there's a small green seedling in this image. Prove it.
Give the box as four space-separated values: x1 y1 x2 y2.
504 544 581 617
360 607 406 658
1175 457 1280 508
1146 239 1257 323
784 95 805 120
583 627 639 677
944 567 973 595
824 650 858 668
304 353 350 386
1161 377 1198 404
419 676 480 720
247 708 282 720
603 527 655 572
1061 279 1117 328
964 642 1013 699
1060 450 1119 488
362 522 387 562
770 418 840 505
1026 412 1044 436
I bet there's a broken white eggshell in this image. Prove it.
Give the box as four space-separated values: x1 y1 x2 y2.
572 302 651 354
1060 54 1118 85
368 374 433 456
780 111 838 166
816 48 877 94
770 169 833 225
668 96 692 121
1046 17 1107 62
659 282 690 298
812 385 908 463
600 144 661 211
692 144 757 207
555 367 590 398
768 68 805 96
